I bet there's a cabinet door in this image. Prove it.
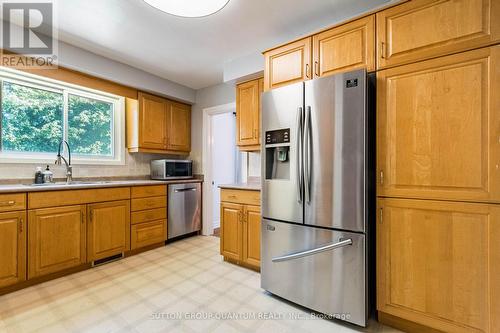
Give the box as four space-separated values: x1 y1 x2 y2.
236 79 260 148
87 200 130 261
138 92 167 150
313 15 375 77
166 101 191 152
220 202 243 261
377 46 500 203
264 37 312 91
377 0 500 69
0 212 26 288
131 220 165 250
377 198 500 333
242 205 261 268
28 206 86 279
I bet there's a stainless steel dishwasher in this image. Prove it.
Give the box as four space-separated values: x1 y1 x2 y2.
168 182 202 240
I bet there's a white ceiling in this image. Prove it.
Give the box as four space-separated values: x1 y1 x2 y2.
57 0 394 90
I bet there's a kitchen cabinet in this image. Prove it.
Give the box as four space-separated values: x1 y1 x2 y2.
126 92 191 155
166 101 191 152
220 202 243 262
377 46 500 203
28 205 86 279
263 37 312 91
87 200 130 262
130 185 167 250
220 189 261 270
377 198 500 333
313 15 375 77
137 92 168 150
242 205 260 268
236 78 263 151
0 211 26 288
376 0 500 69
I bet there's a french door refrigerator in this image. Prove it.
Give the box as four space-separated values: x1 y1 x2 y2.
261 69 375 327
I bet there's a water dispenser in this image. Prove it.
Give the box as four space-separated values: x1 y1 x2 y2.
265 129 290 180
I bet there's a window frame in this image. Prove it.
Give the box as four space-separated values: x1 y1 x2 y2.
0 67 125 165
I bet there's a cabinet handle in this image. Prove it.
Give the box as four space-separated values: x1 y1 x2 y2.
305 64 310 79
314 61 319 76
379 208 383 224
89 210 93 222
19 218 23 233
0 200 15 207
380 170 384 185
380 42 386 59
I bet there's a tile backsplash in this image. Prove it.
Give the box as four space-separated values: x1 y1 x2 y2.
0 153 168 181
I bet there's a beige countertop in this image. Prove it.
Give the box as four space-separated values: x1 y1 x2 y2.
219 182 261 191
0 178 203 194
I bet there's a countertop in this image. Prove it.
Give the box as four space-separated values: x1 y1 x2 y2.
219 182 261 191
0 178 203 194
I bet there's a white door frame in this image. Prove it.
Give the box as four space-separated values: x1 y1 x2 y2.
201 102 236 236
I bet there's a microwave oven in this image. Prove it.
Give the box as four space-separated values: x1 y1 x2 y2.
151 159 193 180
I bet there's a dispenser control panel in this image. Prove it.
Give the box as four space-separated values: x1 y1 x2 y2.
265 129 290 144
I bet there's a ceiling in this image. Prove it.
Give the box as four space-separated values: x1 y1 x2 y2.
57 0 394 90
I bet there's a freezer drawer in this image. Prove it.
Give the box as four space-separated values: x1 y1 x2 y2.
168 183 201 239
261 219 367 326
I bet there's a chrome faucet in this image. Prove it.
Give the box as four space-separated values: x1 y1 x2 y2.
55 140 73 183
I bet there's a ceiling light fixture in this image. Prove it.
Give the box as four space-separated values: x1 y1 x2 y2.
142 0 230 18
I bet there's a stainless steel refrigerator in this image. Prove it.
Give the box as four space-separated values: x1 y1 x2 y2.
261 69 375 327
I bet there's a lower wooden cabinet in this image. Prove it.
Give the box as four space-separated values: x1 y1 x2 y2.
220 202 243 261
377 198 500 333
131 220 165 250
242 205 261 268
0 212 26 288
87 200 130 261
28 206 86 279
220 189 261 270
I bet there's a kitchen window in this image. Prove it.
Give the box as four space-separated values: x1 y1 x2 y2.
0 68 125 165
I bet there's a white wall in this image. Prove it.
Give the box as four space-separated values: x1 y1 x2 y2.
190 82 235 174
58 41 196 103
190 81 264 180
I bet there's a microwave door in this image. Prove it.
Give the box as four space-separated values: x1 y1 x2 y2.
304 70 366 232
261 82 304 224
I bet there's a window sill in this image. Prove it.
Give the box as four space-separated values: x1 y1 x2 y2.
0 155 126 166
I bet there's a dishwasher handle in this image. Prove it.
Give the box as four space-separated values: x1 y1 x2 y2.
174 187 198 193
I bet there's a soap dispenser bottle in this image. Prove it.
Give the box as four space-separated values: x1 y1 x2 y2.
43 165 53 183
34 167 44 184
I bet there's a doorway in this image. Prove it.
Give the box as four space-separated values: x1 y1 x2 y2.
202 102 240 236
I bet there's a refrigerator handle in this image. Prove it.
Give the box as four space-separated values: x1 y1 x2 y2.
296 107 304 203
272 238 353 262
304 106 312 203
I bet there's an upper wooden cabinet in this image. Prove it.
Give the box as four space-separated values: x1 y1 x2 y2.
377 46 500 203
28 206 86 279
236 78 263 151
127 92 191 155
166 101 191 152
138 92 167 150
0 211 26 288
87 200 130 262
377 0 500 69
313 15 375 77
264 37 312 91
377 198 500 333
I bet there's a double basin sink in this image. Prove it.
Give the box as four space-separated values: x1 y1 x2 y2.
24 181 113 187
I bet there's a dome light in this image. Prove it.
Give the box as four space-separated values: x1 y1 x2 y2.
143 0 230 18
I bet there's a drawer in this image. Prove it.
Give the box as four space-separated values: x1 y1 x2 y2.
28 187 130 209
131 220 165 250
0 193 26 212
131 207 167 225
131 185 166 198
221 189 260 206
131 196 166 212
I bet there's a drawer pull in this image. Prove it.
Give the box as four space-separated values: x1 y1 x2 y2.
0 200 15 207
228 195 237 199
